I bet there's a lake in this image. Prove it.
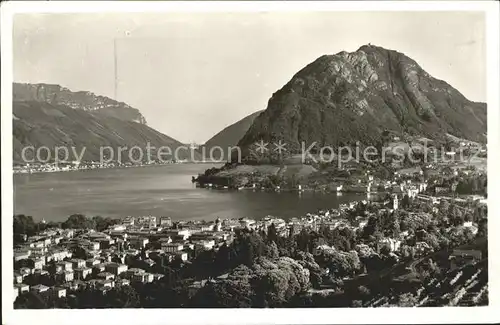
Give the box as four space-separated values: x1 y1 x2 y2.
14 164 367 222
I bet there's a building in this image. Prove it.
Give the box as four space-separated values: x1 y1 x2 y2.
175 251 188 262
100 279 115 289
194 240 215 251
14 251 30 262
136 216 157 228
164 229 190 240
14 283 30 294
97 272 115 280
378 237 401 252
42 238 52 247
96 238 114 249
86 258 100 267
19 267 32 278
61 229 74 238
153 274 165 281
69 258 86 269
92 263 107 274
105 262 128 276
435 186 449 194
31 284 50 294
14 273 23 284
123 216 135 226
132 272 154 283
159 216 172 227
392 195 399 210
116 278 131 286
161 254 176 265
158 237 173 247
163 243 184 253
74 267 92 280
33 269 50 281
49 249 71 262
52 287 67 298
56 261 72 272
141 259 156 269
30 258 45 270
111 224 127 232
87 241 101 251
462 222 479 235
129 237 149 249
122 268 145 280
56 271 75 283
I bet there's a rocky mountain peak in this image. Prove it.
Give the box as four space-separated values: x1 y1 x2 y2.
237 45 486 156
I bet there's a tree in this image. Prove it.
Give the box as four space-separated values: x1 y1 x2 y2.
267 223 278 243
389 217 401 238
380 244 391 256
401 194 410 209
214 243 237 273
265 241 280 260
92 216 120 232
71 246 89 260
357 285 371 298
296 228 312 253
317 249 360 277
62 214 95 229
192 278 254 307
295 251 323 289
352 300 364 307
104 285 141 308
13 215 36 242
397 292 418 307
362 216 379 240
477 218 488 238
233 231 266 266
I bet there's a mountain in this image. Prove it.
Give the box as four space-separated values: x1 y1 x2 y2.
200 110 264 160
237 45 487 158
13 83 147 124
12 85 200 163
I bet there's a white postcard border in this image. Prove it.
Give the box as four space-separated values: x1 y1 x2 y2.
2 1 499 324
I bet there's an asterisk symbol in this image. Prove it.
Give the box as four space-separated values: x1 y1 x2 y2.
273 140 287 155
254 140 269 154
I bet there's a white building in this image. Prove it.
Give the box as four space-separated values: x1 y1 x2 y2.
52 287 67 298
393 195 399 210
163 243 184 253
379 237 401 252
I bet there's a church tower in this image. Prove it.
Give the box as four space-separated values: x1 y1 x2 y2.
393 195 399 210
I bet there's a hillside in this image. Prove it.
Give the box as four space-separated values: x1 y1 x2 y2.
200 110 264 160
13 83 147 124
12 100 200 163
237 44 487 159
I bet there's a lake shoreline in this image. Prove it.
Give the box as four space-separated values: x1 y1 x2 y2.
14 163 364 223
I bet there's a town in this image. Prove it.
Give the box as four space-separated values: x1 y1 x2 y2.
13 159 181 174
13 160 488 308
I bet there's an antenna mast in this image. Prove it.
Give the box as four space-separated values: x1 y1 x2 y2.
114 39 118 100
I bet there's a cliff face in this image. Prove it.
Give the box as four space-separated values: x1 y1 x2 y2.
238 45 486 155
13 101 200 162
12 83 201 162
13 83 147 124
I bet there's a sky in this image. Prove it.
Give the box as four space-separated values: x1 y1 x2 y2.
13 11 485 144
